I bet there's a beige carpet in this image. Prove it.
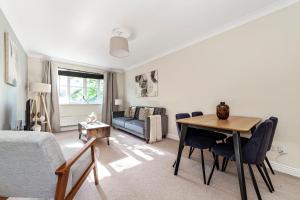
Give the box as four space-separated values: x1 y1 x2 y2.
11 128 300 200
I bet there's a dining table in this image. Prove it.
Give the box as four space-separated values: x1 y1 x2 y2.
174 114 261 200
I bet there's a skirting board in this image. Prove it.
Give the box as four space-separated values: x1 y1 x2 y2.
167 133 179 141
270 161 300 178
166 133 300 178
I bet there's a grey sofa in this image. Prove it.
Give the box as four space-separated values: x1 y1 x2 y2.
112 106 168 142
0 131 98 200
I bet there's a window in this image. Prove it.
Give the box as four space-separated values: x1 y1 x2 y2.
58 69 104 104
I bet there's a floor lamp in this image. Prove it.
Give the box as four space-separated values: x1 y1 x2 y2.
30 82 52 132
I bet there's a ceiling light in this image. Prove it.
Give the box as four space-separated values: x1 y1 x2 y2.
110 28 130 58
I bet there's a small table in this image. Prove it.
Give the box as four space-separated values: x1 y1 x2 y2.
78 121 110 145
174 114 261 200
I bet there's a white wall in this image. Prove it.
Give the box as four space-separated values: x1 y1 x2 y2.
0 9 28 129
28 57 125 128
124 3 300 170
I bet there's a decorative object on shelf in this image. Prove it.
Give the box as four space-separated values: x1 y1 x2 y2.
32 124 42 132
86 112 97 124
30 82 52 132
135 70 158 97
38 115 46 123
110 27 130 58
216 102 230 120
4 32 18 86
115 98 123 111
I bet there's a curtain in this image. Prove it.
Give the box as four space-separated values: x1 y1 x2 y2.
102 72 118 125
42 60 61 132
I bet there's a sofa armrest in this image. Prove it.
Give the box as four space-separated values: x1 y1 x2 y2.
144 115 168 140
112 111 125 118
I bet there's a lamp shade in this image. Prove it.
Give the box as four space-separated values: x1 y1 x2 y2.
115 99 123 106
110 36 129 58
30 82 51 93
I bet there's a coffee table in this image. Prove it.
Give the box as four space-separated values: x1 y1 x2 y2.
78 121 110 145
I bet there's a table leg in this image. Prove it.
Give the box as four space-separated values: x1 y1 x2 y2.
107 137 110 145
174 124 188 175
233 131 247 200
78 124 82 139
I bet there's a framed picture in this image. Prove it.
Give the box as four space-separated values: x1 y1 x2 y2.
135 70 158 97
4 32 17 86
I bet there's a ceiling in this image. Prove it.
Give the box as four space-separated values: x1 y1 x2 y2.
0 0 295 70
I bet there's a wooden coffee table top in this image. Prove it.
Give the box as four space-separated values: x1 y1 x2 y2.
79 121 110 130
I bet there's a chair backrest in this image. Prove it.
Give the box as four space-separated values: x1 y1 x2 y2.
0 131 66 198
267 116 278 151
191 111 203 117
175 113 190 136
243 120 273 164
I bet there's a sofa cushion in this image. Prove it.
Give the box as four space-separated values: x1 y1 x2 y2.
124 107 131 117
112 117 133 127
138 108 152 121
125 120 145 134
130 107 137 118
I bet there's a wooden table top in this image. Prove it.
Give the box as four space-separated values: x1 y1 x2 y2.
79 121 110 130
176 114 261 133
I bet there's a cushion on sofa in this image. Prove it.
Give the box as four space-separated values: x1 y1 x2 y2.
124 108 131 117
138 108 152 121
130 107 136 118
125 120 145 134
112 117 133 127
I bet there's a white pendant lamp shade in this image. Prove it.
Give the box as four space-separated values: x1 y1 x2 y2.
30 82 51 93
110 36 129 58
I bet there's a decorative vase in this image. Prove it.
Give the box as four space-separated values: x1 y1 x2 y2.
216 102 230 120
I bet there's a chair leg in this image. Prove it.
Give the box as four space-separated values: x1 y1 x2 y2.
223 158 229 172
262 163 275 191
265 156 275 175
200 149 206 184
256 164 273 193
221 157 227 172
207 155 217 185
212 152 219 170
248 164 262 200
172 160 176 168
188 147 194 158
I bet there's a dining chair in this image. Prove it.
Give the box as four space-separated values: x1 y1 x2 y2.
225 117 278 175
207 120 274 200
191 111 227 142
189 111 228 169
173 113 216 184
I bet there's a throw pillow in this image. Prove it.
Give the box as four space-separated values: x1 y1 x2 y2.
130 107 136 118
124 108 131 118
138 108 147 121
148 107 154 116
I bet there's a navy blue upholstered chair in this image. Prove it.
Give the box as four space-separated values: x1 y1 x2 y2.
191 111 227 142
225 117 278 175
189 111 228 169
207 120 274 199
174 113 216 184
265 117 278 175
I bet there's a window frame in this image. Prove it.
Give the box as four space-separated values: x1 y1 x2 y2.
58 74 103 105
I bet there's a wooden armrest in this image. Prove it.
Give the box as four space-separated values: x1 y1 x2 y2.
55 137 97 175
